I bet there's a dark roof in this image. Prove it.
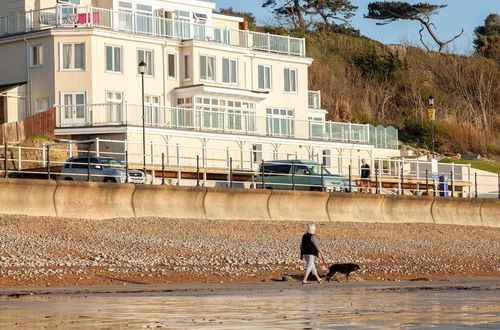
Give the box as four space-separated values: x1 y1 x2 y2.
0 82 27 94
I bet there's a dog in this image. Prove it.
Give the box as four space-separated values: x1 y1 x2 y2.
324 263 360 282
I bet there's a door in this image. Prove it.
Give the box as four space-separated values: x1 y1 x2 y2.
61 92 86 126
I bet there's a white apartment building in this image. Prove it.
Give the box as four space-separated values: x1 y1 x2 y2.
0 0 399 174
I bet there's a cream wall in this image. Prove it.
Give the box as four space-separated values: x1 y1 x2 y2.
29 36 55 115
0 40 27 86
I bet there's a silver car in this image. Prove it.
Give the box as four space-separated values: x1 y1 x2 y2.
59 156 146 184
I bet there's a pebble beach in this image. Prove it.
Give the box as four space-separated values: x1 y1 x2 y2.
0 215 499 287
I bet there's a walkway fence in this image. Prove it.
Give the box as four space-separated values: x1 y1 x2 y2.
1 138 498 198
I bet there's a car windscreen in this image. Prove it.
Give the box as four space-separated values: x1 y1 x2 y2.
309 165 332 175
99 158 123 167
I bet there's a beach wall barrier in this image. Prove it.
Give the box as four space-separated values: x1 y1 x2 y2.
204 187 271 220
0 178 498 227
431 197 484 226
0 178 57 217
328 193 385 223
133 185 207 219
381 195 435 224
268 190 330 221
54 180 135 219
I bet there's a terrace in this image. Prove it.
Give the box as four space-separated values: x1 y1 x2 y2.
0 5 306 57
55 103 399 149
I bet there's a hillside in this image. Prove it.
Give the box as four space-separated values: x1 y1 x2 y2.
300 32 500 158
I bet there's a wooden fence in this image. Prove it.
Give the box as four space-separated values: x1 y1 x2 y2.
0 108 55 144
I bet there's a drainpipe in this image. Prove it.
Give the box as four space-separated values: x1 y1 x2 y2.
24 36 32 116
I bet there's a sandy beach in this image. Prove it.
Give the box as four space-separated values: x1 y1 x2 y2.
0 215 499 288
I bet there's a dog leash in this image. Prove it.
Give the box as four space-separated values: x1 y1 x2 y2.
321 254 329 268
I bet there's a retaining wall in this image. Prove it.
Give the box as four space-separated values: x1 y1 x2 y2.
0 178 498 227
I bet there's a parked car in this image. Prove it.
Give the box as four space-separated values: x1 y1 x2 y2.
58 156 146 184
330 174 358 193
256 160 344 191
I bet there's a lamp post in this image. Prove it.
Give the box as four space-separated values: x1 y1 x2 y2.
139 60 147 175
428 95 435 158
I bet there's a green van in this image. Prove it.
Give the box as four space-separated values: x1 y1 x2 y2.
256 160 345 191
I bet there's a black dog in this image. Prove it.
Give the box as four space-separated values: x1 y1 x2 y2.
324 263 360 282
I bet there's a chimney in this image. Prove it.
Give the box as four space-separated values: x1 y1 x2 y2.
239 21 249 31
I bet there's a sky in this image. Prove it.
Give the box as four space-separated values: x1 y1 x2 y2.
215 0 500 54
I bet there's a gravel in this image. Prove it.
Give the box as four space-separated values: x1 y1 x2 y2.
0 215 499 287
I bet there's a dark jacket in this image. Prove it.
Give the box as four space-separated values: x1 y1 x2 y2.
301 233 320 257
361 164 371 179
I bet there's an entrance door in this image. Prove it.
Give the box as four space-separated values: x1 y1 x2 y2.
61 92 86 126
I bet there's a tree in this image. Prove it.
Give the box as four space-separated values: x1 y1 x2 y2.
262 0 358 32
216 7 257 30
474 13 500 62
365 2 464 53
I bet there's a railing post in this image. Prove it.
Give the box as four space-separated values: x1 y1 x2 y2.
87 150 91 182
95 137 100 157
196 155 200 187
17 146 22 170
161 152 165 185
125 150 129 182
150 142 155 184
401 161 404 195
425 169 429 196
229 157 233 188
261 159 265 189
416 159 420 194
450 170 454 197
4 143 8 178
291 161 295 190
474 172 478 198
46 145 51 180
321 164 324 191
348 165 352 193
226 147 230 169
42 143 46 167
176 143 180 167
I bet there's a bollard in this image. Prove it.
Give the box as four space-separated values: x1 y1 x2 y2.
475 173 478 198
196 155 200 187
348 165 352 193
425 170 429 196
229 157 233 188
291 161 295 190
47 145 51 180
161 153 165 185
261 159 265 189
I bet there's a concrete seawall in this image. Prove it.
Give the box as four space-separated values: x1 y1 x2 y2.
0 178 498 227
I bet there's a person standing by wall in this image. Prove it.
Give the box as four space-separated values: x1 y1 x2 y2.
360 158 371 193
300 224 324 284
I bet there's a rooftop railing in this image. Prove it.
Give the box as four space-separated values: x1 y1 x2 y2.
55 103 398 149
0 5 306 57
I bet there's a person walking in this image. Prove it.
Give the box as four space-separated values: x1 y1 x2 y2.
360 158 371 193
300 224 324 284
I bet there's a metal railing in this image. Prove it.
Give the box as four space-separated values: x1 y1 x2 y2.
1 139 498 198
56 103 379 145
0 5 306 57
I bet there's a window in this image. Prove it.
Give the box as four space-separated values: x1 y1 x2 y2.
309 116 324 138
222 58 237 84
266 108 295 137
137 49 153 75
177 11 190 22
105 92 123 123
252 144 262 163
284 68 297 93
168 53 176 79
200 55 215 81
322 150 331 167
145 96 162 125
35 98 51 112
214 28 230 44
106 46 122 73
61 92 86 125
31 45 43 67
258 65 271 90
183 55 190 80
61 43 85 70
136 4 153 34
118 2 133 30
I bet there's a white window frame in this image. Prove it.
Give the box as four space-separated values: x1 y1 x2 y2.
105 45 122 73
258 65 271 91
284 68 297 93
30 44 43 67
60 42 86 71
144 95 163 125
167 52 177 80
266 107 295 137
222 58 237 85
137 49 154 76
105 91 124 123
200 54 216 82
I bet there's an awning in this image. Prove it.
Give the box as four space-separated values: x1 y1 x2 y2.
175 84 269 102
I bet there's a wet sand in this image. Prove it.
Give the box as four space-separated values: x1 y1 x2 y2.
1 279 499 328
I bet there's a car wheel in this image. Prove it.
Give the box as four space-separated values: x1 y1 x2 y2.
64 177 74 181
104 177 117 183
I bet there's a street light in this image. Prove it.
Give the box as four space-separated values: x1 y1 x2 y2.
139 60 147 176
428 95 435 158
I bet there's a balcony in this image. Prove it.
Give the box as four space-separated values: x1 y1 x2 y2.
55 103 398 149
0 5 306 57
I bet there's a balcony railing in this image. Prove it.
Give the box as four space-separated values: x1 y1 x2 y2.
0 5 306 57
55 103 398 148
